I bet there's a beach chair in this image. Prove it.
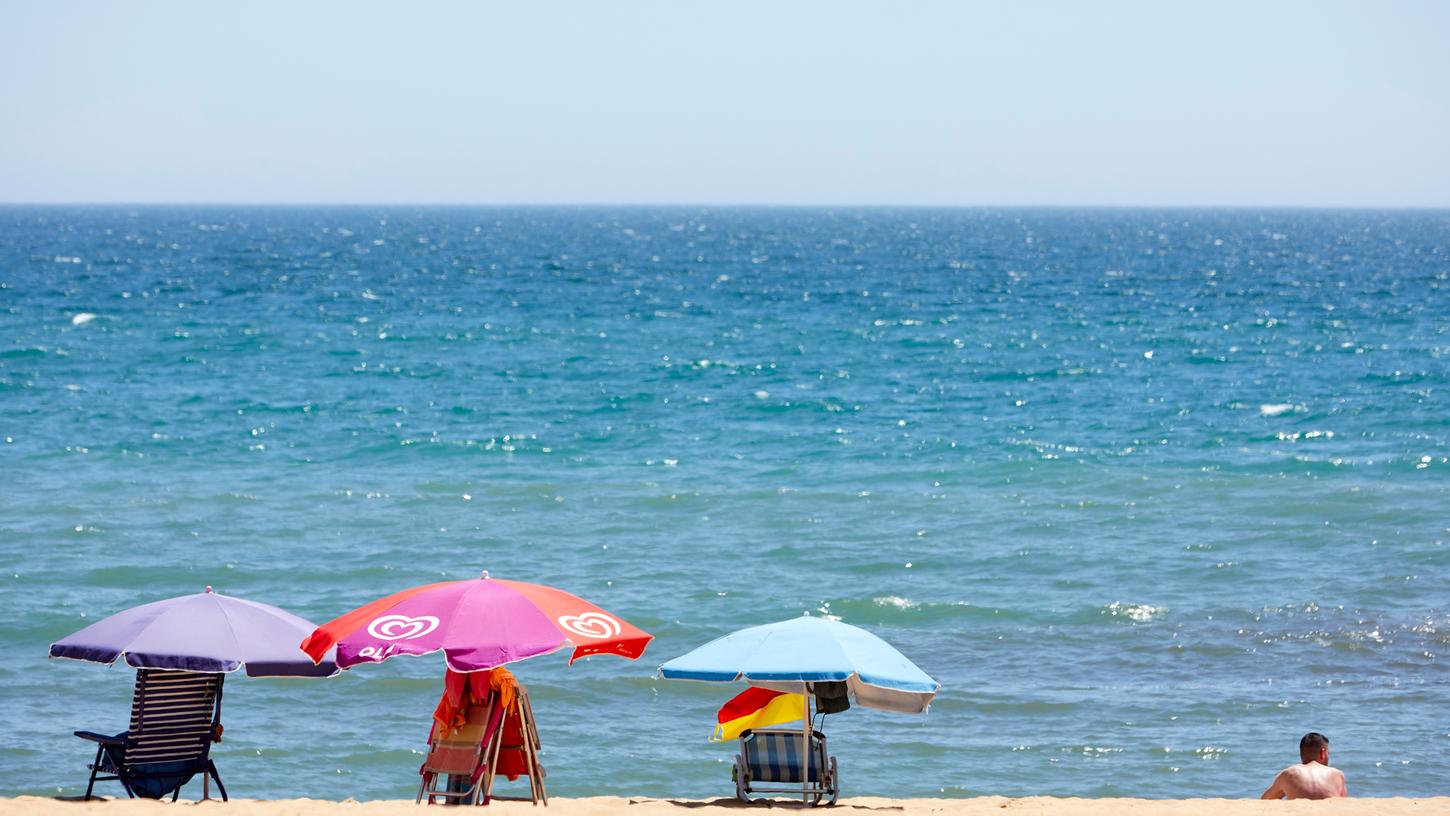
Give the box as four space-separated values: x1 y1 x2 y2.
418 685 548 806
481 687 547 806
418 697 505 805
72 669 226 801
733 728 837 806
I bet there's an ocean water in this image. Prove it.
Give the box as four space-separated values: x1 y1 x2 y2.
1 206 1447 801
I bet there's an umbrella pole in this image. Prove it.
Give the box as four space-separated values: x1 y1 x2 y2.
802 686 812 804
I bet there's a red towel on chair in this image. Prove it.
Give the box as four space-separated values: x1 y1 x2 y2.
494 706 531 781
432 667 519 738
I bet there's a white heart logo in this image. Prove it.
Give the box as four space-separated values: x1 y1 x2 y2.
557 612 622 640
367 614 440 641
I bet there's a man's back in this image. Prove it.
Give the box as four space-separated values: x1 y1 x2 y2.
1262 761 1348 800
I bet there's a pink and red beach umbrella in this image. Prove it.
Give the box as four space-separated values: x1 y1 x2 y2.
300 572 651 672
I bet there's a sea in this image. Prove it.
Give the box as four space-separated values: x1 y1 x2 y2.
0 206 1447 801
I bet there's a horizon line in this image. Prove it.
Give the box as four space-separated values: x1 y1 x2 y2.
1 201 1448 211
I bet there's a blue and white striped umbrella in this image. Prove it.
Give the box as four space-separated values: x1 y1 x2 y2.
659 615 939 713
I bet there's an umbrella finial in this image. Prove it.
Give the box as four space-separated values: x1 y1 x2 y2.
480 570 490 580
205 586 213 593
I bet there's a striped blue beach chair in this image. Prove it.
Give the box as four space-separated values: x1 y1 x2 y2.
73 669 227 801
733 728 838 805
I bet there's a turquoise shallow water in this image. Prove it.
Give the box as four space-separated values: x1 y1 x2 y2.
1 206 1447 800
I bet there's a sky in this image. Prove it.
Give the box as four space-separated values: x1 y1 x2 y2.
1 1 1448 206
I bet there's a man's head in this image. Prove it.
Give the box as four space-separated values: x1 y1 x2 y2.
1299 732 1329 763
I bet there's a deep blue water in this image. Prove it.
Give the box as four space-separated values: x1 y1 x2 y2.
1 206 1447 800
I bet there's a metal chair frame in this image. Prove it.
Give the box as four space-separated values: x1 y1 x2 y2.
418 698 502 805
734 728 838 806
480 688 547 806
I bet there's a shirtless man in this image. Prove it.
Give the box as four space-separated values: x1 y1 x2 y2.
1261 732 1348 799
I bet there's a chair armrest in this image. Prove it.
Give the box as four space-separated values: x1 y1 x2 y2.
73 731 124 745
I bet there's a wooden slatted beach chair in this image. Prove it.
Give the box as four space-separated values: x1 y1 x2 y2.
733 728 837 806
73 669 226 801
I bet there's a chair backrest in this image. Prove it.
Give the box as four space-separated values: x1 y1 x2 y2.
125 670 222 766
422 700 498 776
741 729 827 784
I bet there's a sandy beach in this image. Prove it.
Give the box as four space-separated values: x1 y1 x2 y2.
5 797 1450 816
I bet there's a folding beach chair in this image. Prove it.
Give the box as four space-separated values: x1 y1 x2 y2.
418 696 504 805
733 728 838 806
481 687 547 806
73 669 226 801
418 685 548 806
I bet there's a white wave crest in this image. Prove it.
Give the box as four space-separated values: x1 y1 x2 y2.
1103 602 1164 622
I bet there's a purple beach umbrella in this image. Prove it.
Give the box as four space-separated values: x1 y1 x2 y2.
50 587 337 677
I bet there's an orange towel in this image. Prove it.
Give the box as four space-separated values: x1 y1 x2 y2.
490 666 518 714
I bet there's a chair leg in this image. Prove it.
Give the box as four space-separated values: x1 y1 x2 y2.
104 745 138 800
116 777 135 800
114 765 137 799
208 762 228 802
84 744 104 801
